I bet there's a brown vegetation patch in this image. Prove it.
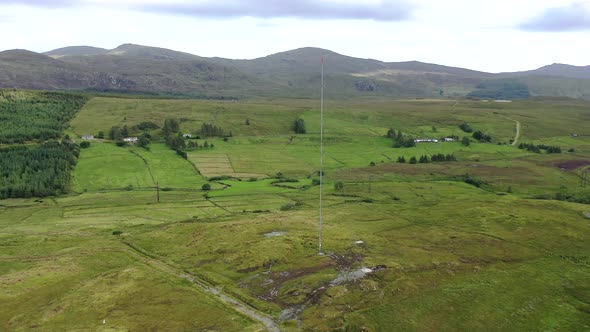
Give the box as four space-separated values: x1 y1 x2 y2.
555 160 590 171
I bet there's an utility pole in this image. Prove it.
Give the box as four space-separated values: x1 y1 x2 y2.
318 57 325 256
156 181 160 203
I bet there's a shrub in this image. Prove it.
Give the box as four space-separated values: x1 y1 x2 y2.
79 141 91 148
473 131 492 142
135 121 160 131
201 183 211 191
459 123 473 133
461 136 470 146
280 203 296 211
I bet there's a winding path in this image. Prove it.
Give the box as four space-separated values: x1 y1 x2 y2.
496 114 521 146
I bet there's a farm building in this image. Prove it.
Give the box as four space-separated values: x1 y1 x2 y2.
414 138 439 143
81 135 94 140
123 137 138 143
443 137 456 142
183 133 193 138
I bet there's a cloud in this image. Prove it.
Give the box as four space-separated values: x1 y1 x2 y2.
0 0 74 7
520 2 590 31
136 0 415 21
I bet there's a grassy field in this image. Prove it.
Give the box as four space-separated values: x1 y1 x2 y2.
2 96 590 331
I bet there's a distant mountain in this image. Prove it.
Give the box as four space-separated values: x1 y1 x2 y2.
506 63 590 80
210 47 492 97
105 44 204 61
0 49 99 90
45 46 109 57
3 45 272 96
1 44 589 99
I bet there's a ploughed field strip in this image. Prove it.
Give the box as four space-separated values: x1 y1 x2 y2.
188 153 267 179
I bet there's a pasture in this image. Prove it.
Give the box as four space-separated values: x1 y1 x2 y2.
2 95 590 331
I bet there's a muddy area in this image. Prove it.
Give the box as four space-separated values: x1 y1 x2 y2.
240 252 386 325
555 160 590 171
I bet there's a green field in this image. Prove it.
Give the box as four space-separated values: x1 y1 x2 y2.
2 95 590 331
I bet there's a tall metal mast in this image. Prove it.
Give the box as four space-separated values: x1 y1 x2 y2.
319 57 325 255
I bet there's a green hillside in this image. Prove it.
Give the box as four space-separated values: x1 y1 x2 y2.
0 44 588 99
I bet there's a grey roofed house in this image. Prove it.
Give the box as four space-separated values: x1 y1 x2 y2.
81 135 94 140
183 133 192 138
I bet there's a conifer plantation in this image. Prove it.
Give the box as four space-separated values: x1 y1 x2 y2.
0 90 87 143
0 90 88 198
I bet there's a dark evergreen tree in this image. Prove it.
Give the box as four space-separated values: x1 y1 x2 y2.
108 126 122 141
293 118 306 134
121 125 129 137
138 133 151 149
419 155 430 163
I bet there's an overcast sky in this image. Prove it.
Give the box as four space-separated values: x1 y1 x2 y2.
0 0 589 72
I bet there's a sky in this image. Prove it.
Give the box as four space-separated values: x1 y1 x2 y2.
0 0 589 73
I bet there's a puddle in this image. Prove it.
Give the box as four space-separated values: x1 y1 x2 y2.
264 231 286 237
330 267 373 285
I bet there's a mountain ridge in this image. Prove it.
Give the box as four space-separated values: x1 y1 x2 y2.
0 43 588 99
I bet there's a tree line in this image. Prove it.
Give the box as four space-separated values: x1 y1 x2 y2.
518 143 561 154
396 153 457 164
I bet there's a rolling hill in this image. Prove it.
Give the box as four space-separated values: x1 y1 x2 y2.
0 43 589 99
44 46 109 57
